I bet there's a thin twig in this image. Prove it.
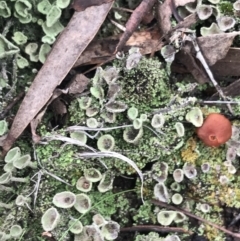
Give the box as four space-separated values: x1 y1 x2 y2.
152 199 240 238
188 34 233 114
115 0 156 52
121 225 192 234
202 100 240 104
152 97 197 115
66 124 133 132
109 18 126 31
228 213 240 227
112 7 134 13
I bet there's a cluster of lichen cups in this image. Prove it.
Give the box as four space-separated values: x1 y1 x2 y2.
1 48 237 240
0 120 8 136
178 0 238 36
77 65 127 130
0 147 34 239
0 224 23 240
0 146 36 187
151 107 236 236
41 167 119 240
72 54 238 239
224 125 240 177
0 0 70 69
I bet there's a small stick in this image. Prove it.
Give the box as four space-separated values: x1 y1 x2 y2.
121 225 192 234
202 100 240 104
109 19 126 31
228 213 240 227
188 34 233 114
115 0 156 52
112 7 134 13
152 199 240 238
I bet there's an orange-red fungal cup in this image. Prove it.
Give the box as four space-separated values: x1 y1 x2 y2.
196 113 232 147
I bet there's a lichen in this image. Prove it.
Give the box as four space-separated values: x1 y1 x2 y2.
1 12 240 238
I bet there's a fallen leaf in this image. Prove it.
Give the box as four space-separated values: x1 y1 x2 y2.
74 28 162 67
68 74 90 94
197 32 240 66
173 47 240 82
74 13 198 69
71 0 113 12
211 48 240 76
174 43 209 84
50 98 67 117
3 2 113 153
210 78 240 99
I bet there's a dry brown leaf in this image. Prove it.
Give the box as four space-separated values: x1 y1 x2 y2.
173 47 240 82
71 0 113 12
68 74 90 94
3 2 113 153
156 0 172 35
74 28 162 67
74 12 198 68
174 43 209 84
211 48 240 77
197 32 240 66
50 98 67 116
210 78 240 99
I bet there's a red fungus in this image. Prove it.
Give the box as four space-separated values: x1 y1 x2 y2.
196 113 232 147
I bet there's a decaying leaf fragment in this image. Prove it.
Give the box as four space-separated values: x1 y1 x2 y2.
197 32 240 66
74 28 162 68
211 48 240 77
172 31 240 84
68 74 90 94
3 2 113 153
175 43 209 84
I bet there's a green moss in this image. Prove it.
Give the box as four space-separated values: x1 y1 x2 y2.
218 1 234 15
133 201 155 224
117 57 171 113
